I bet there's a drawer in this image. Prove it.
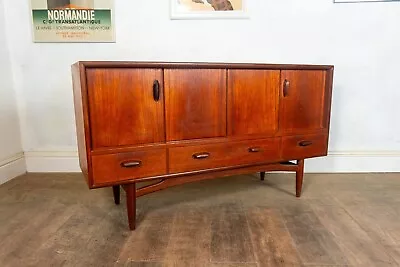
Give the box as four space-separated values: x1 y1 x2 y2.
169 138 280 173
281 134 328 160
91 148 167 185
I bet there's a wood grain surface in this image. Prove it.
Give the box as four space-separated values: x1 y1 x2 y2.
164 68 227 141
228 69 280 137
86 68 165 148
279 70 327 135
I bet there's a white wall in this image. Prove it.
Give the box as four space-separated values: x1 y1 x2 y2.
2 0 400 172
0 1 26 183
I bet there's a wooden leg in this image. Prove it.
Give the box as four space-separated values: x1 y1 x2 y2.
125 183 136 231
112 185 120 205
296 159 305 198
260 172 265 181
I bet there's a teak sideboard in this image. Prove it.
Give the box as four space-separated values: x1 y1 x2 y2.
72 61 334 230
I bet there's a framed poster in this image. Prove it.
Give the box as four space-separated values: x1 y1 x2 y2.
171 0 248 19
334 0 399 2
31 0 115 43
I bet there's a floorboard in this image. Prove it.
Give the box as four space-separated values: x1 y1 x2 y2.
0 173 399 267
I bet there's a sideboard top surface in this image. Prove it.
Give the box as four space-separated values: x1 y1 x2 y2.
74 61 334 70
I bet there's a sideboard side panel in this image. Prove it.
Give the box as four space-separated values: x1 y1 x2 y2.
72 62 92 187
323 68 334 132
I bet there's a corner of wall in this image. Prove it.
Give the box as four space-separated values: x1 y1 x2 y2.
0 1 27 184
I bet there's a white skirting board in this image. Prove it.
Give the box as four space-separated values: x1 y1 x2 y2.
25 151 80 173
305 151 400 173
0 152 27 185
23 151 400 173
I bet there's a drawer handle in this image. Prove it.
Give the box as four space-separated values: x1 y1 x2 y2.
120 161 142 168
153 80 160 101
299 141 313 147
192 152 210 160
248 147 262 153
283 79 290 97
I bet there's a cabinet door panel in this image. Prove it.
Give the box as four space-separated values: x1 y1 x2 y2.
87 68 165 148
280 70 327 134
228 69 280 137
165 69 227 141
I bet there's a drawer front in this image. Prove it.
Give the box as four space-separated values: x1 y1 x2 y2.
91 149 167 185
281 134 328 160
169 138 280 173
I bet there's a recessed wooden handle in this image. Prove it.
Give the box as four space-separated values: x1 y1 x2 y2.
120 161 142 168
283 79 290 97
153 80 160 101
248 147 262 153
192 152 210 160
299 141 313 147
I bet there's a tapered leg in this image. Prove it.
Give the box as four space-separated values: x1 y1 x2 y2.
260 172 265 181
112 185 120 205
125 183 136 230
296 159 305 198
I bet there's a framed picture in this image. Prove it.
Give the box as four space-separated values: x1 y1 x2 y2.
334 0 399 2
171 0 248 19
30 0 115 43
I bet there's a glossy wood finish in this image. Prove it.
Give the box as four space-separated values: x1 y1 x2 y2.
164 69 227 141
324 68 335 130
169 138 280 173
112 185 120 205
71 63 91 185
135 161 301 198
296 159 305 197
86 68 165 148
77 61 334 70
280 70 327 135
228 69 280 137
123 183 136 230
281 134 328 160
72 61 334 230
88 157 298 190
91 149 167 186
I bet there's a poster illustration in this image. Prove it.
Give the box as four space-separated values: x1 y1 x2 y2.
171 0 247 19
31 0 114 42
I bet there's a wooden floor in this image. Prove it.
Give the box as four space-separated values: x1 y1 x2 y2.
0 173 400 267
